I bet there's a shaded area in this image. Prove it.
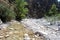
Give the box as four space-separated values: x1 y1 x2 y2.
26 0 58 18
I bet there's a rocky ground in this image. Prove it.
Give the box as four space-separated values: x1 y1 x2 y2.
0 20 44 40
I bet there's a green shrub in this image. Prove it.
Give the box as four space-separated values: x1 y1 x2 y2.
0 4 16 23
15 0 28 21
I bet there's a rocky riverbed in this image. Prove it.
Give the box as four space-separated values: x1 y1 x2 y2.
0 18 60 40
0 20 44 40
21 18 60 40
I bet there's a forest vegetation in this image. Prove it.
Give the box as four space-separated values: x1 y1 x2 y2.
0 0 60 22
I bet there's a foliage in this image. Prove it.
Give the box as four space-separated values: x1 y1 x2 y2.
55 14 60 20
46 4 58 16
45 4 60 24
26 0 58 18
15 0 28 21
0 4 16 22
8 0 15 3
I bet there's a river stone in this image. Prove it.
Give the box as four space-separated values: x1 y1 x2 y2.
24 34 30 40
5 35 9 38
0 36 4 38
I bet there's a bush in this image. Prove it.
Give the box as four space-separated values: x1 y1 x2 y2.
0 4 16 23
15 0 28 21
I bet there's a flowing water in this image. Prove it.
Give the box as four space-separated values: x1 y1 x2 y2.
21 18 60 40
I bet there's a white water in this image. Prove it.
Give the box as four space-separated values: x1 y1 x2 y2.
21 18 60 40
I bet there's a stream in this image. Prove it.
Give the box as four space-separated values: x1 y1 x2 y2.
21 18 60 40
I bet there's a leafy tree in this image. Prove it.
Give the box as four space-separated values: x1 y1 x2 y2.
15 0 28 21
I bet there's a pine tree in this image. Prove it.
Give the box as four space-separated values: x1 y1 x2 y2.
48 4 58 16
15 0 28 21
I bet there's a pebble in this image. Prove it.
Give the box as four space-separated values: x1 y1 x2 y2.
24 33 30 40
9 28 14 30
5 35 9 38
0 36 4 38
9 32 13 34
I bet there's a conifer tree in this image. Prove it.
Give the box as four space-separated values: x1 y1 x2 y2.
48 4 58 16
15 0 28 21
